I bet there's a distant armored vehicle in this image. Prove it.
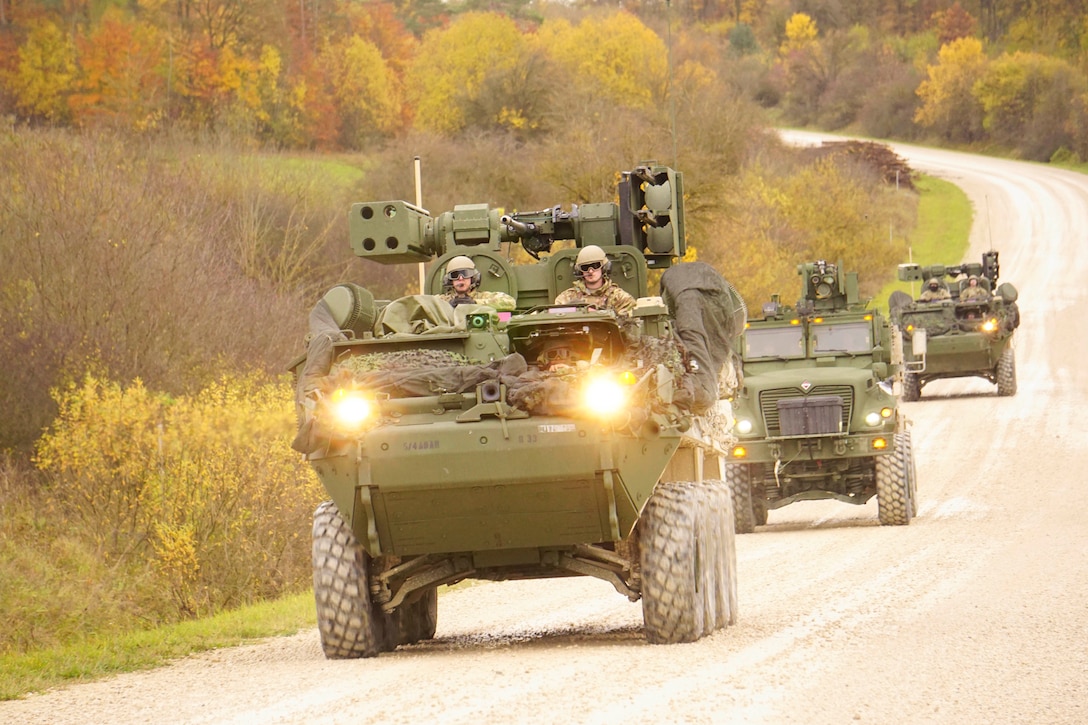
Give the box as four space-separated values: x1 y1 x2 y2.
726 261 916 531
291 164 747 657
889 251 1019 400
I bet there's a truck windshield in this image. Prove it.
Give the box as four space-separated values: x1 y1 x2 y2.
745 326 805 359
812 321 872 354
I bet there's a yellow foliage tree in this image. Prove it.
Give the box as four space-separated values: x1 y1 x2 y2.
406 12 524 135
2 19 77 122
540 11 667 108
914 37 989 142
780 12 818 55
321 35 402 144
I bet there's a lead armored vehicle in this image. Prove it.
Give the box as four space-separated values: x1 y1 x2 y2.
291 164 747 657
725 261 916 531
889 251 1019 400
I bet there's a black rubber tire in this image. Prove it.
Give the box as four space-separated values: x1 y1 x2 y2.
875 435 913 526
725 464 758 534
640 482 707 644
996 346 1017 396
903 430 919 518
397 588 438 645
902 372 921 402
312 501 386 658
700 481 738 630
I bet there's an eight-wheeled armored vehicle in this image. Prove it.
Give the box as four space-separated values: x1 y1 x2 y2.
725 261 916 531
889 251 1020 400
291 164 747 657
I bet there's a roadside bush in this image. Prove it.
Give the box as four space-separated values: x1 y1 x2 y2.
32 373 322 628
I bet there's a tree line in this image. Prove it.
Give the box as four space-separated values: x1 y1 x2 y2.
1 1 1085 161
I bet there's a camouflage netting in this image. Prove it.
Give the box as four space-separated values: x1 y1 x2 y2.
292 263 747 453
660 262 747 413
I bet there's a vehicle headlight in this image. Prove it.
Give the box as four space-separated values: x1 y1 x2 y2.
328 388 375 432
582 373 633 419
865 411 882 426
736 418 754 435
981 318 998 333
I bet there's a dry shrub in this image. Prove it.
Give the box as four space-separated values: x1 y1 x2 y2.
33 372 323 623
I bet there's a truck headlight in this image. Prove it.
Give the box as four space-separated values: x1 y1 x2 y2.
736 418 754 434
981 318 998 333
582 373 633 418
328 389 375 432
865 411 882 426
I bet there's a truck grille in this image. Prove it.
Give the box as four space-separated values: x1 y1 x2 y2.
759 385 854 437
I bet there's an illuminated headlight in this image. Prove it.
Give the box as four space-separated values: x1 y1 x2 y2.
328 389 374 432
582 375 631 418
981 318 998 333
736 419 754 435
865 407 894 427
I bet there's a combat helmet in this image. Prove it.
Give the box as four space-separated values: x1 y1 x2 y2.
574 245 612 278
443 255 481 290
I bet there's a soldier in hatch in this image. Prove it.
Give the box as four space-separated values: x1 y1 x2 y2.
554 245 636 315
438 255 515 310
918 278 951 302
959 275 989 302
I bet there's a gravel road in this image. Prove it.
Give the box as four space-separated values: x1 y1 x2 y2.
3 140 1086 725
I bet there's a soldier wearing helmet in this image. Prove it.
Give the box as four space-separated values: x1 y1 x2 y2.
438 255 515 310
554 245 636 315
918 277 950 302
959 274 989 302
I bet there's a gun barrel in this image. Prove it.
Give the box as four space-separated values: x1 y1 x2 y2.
500 215 537 236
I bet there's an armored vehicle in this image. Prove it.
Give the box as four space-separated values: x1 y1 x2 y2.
889 251 1019 400
725 261 916 532
291 164 747 658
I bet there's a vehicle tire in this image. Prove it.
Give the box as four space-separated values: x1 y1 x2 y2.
902 429 919 518
875 435 913 526
397 588 438 645
996 347 1017 396
902 372 921 402
725 464 758 534
312 500 386 658
752 496 769 527
640 482 707 644
700 481 738 630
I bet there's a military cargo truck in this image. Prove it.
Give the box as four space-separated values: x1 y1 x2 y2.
291 164 747 657
725 261 916 532
889 251 1019 400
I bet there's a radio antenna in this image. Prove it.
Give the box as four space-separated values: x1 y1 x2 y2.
666 0 678 168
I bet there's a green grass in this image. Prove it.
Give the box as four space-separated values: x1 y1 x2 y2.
875 173 972 310
0 592 316 701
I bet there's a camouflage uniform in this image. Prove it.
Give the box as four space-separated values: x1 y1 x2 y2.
438 289 516 311
554 279 636 315
959 282 989 302
918 284 950 302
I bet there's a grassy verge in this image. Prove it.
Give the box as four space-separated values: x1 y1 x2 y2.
875 173 972 309
0 592 316 701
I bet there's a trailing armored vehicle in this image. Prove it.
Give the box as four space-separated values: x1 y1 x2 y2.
725 261 916 531
291 164 747 658
889 251 1019 400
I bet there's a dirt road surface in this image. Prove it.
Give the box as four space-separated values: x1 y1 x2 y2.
3 140 1086 725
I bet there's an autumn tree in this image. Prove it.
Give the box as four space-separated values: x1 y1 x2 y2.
405 11 526 135
914 37 988 143
931 2 977 47
68 9 166 130
2 18 77 122
974 50 1085 160
319 35 401 147
539 11 667 109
